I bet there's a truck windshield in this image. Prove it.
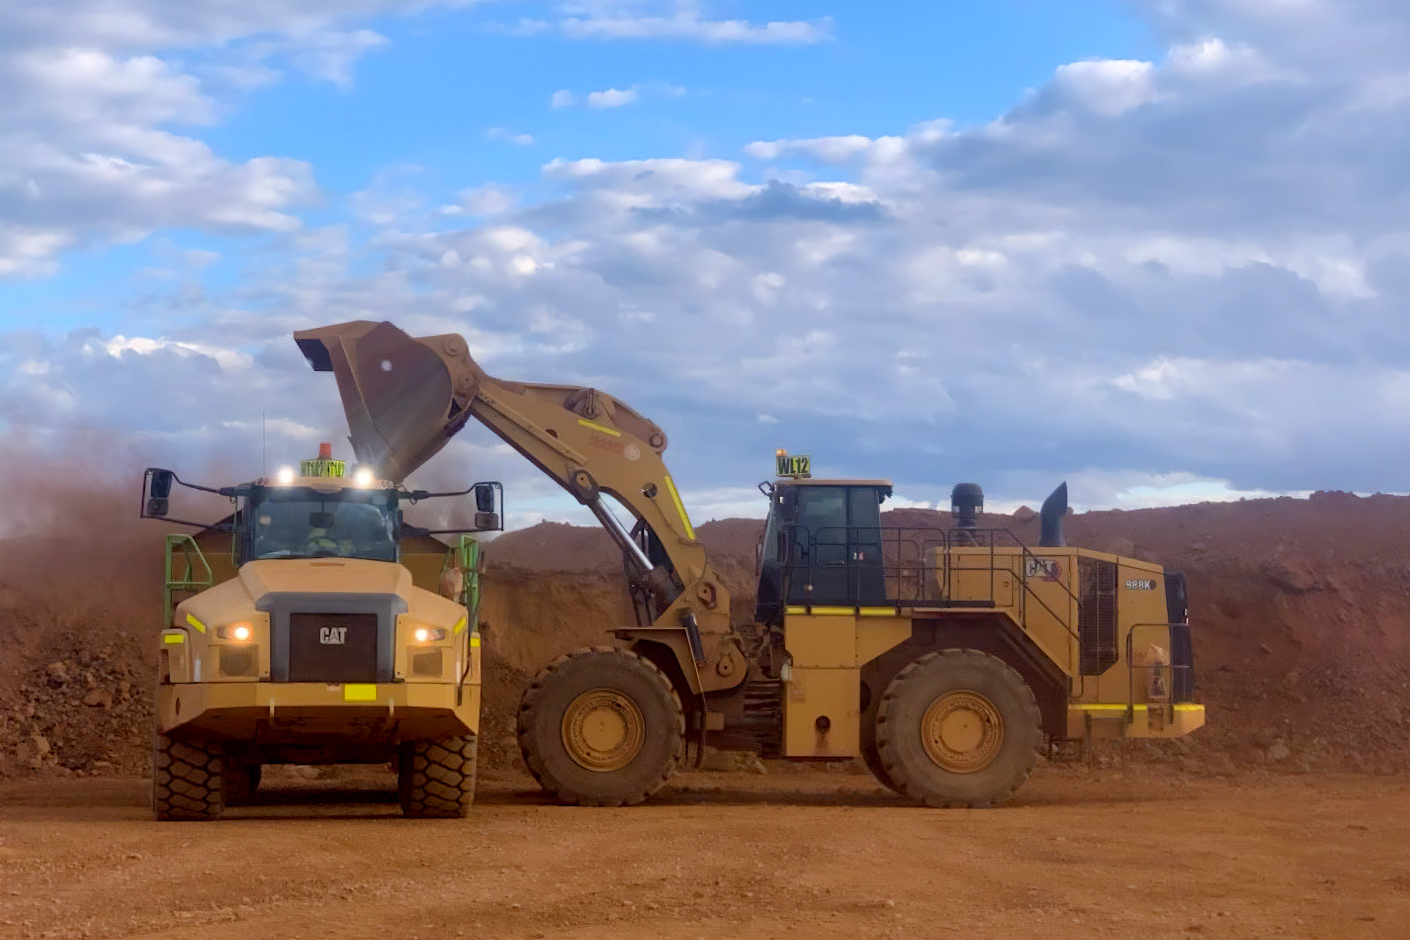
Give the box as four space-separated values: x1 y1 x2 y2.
245 486 399 562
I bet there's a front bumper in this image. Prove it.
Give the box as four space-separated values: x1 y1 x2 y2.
156 680 480 742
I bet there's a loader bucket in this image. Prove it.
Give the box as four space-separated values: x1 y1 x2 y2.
294 320 482 483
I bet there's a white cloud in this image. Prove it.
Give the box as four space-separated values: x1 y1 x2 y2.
554 2 831 44
13 0 1410 513
1049 59 1160 115
442 185 519 217
486 127 535 146
95 335 255 372
586 86 640 108
0 0 479 277
551 82 683 110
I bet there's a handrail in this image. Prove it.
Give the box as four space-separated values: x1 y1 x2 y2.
1126 621 1196 722
444 535 484 691
778 523 1084 643
164 534 214 627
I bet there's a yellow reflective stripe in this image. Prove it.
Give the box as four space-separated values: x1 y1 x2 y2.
185 614 206 634
786 606 853 616
1174 703 1203 712
662 473 694 540
470 634 482 648
858 607 897 617
343 684 377 702
577 418 622 437
163 634 186 645
453 615 468 635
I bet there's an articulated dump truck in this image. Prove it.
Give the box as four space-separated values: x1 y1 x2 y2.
299 320 1206 810
141 325 504 820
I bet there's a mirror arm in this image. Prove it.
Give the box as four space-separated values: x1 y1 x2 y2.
404 487 473 500
168 474 228 496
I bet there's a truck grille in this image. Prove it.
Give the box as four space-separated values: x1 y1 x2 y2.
287 612 378 683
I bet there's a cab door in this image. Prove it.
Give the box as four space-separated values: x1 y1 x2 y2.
789 486 886 607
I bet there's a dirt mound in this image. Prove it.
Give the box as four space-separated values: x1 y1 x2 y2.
4 462 1410 779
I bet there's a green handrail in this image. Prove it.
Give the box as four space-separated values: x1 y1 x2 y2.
164 534 214 627
439 534 482 620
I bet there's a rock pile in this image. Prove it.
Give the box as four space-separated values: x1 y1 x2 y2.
0 636 153 777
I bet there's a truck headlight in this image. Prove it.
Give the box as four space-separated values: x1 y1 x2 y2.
216 622 255 642
413 627 447 643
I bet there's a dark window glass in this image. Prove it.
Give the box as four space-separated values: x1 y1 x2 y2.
244 487 399 562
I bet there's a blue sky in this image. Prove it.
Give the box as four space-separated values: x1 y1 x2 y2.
2 0 1409 528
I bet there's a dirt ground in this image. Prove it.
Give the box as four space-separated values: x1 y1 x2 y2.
1 765 1406 940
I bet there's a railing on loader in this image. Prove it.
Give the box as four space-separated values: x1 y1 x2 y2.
777 524 1084 646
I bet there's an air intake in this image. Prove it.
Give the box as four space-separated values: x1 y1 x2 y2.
951 483 984 530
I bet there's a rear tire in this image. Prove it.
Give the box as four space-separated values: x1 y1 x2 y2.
399 736 477 818
152 731 224 821
518 647 684 806
876 649 1041 808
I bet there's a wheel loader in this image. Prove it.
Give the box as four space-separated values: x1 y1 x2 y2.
141 420 502 819
298 320 1206 808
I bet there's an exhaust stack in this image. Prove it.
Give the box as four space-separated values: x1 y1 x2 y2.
1039 482 1068 548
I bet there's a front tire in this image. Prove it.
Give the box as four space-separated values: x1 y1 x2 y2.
518 647 685 806
876 649 1041 808
399 736 478 818
152 731 224 821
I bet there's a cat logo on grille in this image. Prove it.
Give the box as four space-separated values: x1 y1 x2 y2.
319 626 348 645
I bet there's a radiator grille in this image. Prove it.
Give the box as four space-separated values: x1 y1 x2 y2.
288 612 378 683
1078 558 1118 675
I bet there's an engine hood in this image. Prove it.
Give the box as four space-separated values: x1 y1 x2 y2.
238 558 413 599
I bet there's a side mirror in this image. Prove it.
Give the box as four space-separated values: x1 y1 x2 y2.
146 468 175 517
474 482 495 513
473 482 500 530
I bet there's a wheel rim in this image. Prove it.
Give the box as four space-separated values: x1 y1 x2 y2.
561 688 645 772
920 690 1004 773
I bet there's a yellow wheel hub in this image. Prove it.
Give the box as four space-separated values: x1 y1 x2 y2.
921 690 1004 773
561 689 645 772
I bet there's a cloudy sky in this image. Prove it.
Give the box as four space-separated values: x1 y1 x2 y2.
2 0 1408 528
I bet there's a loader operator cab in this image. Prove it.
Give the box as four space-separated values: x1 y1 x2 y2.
755 451 893 623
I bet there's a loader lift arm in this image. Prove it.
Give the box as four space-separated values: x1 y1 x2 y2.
294 320 743 696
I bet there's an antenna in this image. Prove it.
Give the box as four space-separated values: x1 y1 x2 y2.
262 411 267 476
